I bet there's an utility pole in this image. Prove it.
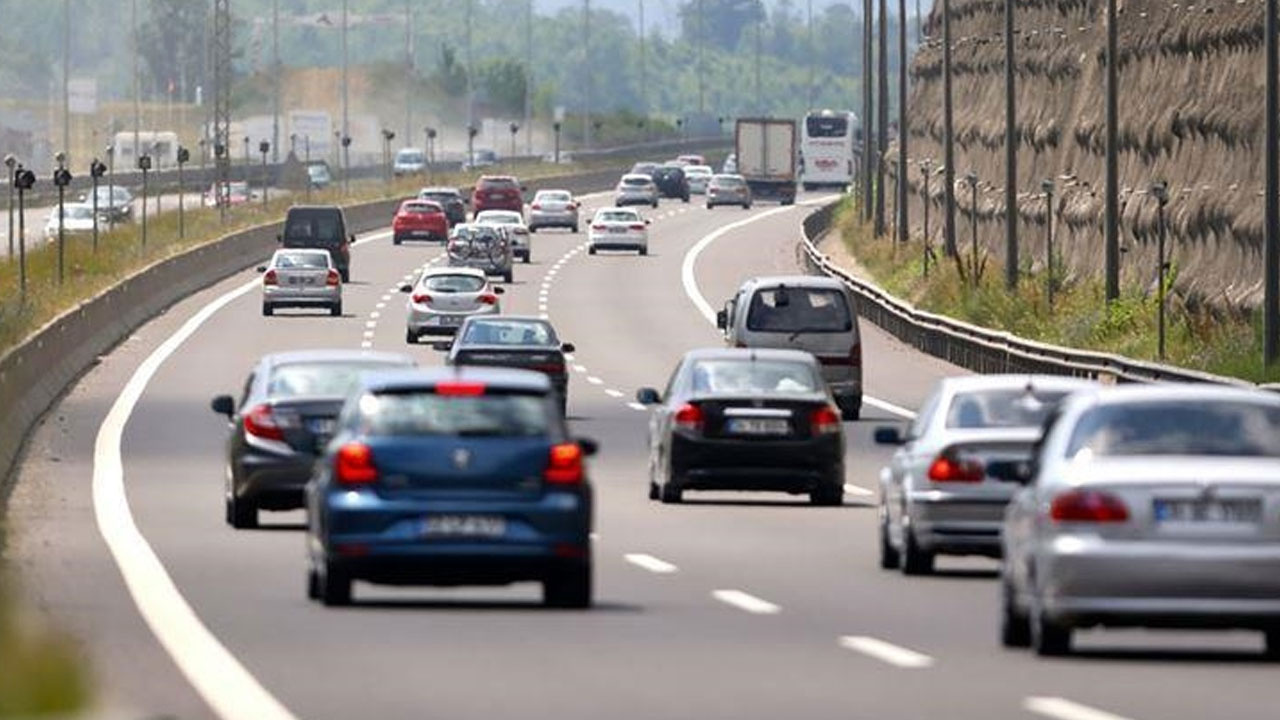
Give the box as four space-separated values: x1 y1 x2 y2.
1004 0 1018 288
405 0 414 148
755 17 763 114
861 0 874 221
875 0 888 237
1266 0 1279 364
583 0 592 149
697 0 705 115
807 0 814 109
1104 0 1120 302
132 0 140 162
896 0 908 246
63 0 70 167
213 0 231 217
342 0 350 183
941 0 958 257
467 0 475 148
525 0 533 155
639 0 647 132
272 0 280 163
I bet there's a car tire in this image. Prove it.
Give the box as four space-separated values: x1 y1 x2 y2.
261 303 274 317
588 246 597 255
900 528 934 575
529 225 538 234
651 200 658 209
682 195 689 203
1264 629 1280 660
543 561 592 609
329 302 342 317
572 225 580 234
743 203 751 210
522 252 531 264
1031 601 1071 656
227 495 258 529
638 247 648 256
319 561 352 607
405 329 416 344
648 480 660 501
659 476 683 504
503 270 514 283
307 567 320 600
837 395 862 421
393 234 402 245
878 511 901 569
340 268 350 283
1001 578 1032 648
810 483 843 506
705 203 713 210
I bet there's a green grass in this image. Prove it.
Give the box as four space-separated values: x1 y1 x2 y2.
832 199 1280 383
0 586 90 717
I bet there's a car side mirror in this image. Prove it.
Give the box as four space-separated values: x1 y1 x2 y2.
398 283 413 293
561 342 576 354
576 437 600 457
873 426 905 446
349 235 357 244
210 395 235 418
275 234 283 244
494 286 506 295
645 219 651 225
431 341 452 352
635 387 661 405
257 266 267 273
1011 460 1035 485
715 309 728 330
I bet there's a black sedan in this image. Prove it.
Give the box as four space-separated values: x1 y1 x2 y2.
650 165 690 202
418 186 468 227
437 316 574 416
209 349 415 528
636 348 846 505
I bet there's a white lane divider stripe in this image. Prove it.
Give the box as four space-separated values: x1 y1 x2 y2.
587 376 604 385
838 636 935 669
605 389 624 398
93 276 299 720
843 484 875 497
627 402 648 411
572 364 587 373
624 553 678 574
678 199 917 421
1024 697 1135 720
713 590 781 615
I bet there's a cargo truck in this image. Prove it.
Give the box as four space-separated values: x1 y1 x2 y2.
734 118 797 205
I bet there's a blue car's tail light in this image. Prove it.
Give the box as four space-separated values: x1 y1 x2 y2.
545 443 584 485
336 442 378 485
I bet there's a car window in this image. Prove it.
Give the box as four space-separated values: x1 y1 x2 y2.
423 274 485 293
63 206 94 220
598 211 638 222
945 389 1072 429
745 287 852 333
267 362 401 399
285 212 344 244
536 192 570 202
1065 400 1280 458
402 202 441 214
478 177 517 190
910 390 942 440
689 360 820 395
273 251 330 269
360 392 548 438
713 176 743 187
623 176 651 186
462 320 556 346
396 151 424 163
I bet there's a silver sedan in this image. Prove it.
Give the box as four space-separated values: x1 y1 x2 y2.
528 189 579 233
615 173 659 208
875 375 1095 574
1001 384 1280 657
401 266 503 342
260 248 342 317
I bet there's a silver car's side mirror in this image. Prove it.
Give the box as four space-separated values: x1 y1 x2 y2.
399 283 413 293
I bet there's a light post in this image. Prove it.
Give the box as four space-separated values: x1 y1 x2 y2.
425 127 437 175
676 118 685 142
1152 180 1170 360
965 170 979 284
1104 0 1120 303
1042 179 1055 311
553 122 562 165
243 136 251 182
1266 0 1279 364
381 129 395 183
941 0 957 257
4 154 15 261
214 142 227 222
89 158 106 252
138 153 151 249
54 153 71 285
341 135 352 194
198 138 208 179
289 133 298 158
508 122 519 160
14 165 34 301
898 0 910 248
467 124 478 169
106 144 115 230
1003 0 1018 290
176 146 189 238
258 141 269 208
332 130 342 170
304 135 313 202
920 160 932 277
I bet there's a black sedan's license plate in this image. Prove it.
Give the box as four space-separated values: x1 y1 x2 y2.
422 515 507 538
726 418 790 435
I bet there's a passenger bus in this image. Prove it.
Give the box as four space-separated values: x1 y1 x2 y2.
799 110 860 190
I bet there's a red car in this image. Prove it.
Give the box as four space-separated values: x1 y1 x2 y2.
471 175 525 215
392 200 449 245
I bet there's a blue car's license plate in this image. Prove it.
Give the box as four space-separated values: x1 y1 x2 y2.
422 515 506 538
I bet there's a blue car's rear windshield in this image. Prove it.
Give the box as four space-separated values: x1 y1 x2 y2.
361 392 548 437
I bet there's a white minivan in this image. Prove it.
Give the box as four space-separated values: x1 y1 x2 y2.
718 275 862 419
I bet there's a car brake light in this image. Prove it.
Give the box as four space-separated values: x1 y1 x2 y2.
243 403 286 441
811 406 841 435
927 453 985 483
629 223 645 231
674 403 704 432
530 363 566 375
326 269 340 286
263 269 278 285
849 343 862 367
592 224 606 231
435 381 486 396
545 443 584 485
412 293 431 304
531 203 541 210
478 293 499 305
1050 489 1130 523
335 442 378 485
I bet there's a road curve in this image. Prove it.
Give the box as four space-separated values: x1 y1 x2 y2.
8 189 1280 720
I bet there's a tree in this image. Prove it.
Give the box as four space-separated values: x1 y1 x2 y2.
433 44 468 98
477 59 527 116
678 0 765 52
138 0 207 103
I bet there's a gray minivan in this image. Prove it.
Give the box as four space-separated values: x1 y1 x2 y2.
717 275 862 419
280 206 354 282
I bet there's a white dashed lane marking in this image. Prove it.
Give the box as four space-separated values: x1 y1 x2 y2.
1023 697 1135 720
713 590 781 615
838 636 935 669
843 484 874 497
624 554 679 574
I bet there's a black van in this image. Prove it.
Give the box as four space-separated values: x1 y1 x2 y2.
280 206 353 281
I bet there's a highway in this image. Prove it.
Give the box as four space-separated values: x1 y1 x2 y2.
0 191 204 257
8 186 1280 720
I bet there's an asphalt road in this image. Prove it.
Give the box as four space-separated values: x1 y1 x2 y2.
8 186 1280 720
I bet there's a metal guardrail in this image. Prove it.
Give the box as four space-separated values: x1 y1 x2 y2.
797 201 1253 388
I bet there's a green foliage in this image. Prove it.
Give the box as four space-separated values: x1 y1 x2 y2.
0 588 89 717
476 59 528 117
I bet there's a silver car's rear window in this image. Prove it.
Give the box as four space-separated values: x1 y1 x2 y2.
746 288 852 333
268 362 397 399
1066 401 1280 458
423 274 485 293
623 177 651 186
946 389 1070 429
274 252 329 269
691 360 819 395
361 392 547 437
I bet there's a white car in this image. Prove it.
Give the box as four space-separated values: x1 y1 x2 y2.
588 207 649 256
43 203 98 240
474 209 532 263
393 148 427 176
259 248 342 317
614 173 659 208
684 165 714 194
400 266 503 342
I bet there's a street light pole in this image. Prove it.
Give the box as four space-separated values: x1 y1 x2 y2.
1043 179 1055 310
875 0 888 237
525 0 533 155
4 155 15 261
14 165 33 301
259 141 270 208
1152 181 1170 360
62 0 70 167
861 0 874 222
583 0 593 149
921 161 932 277
54 153 70 285
89 158 105 252
941 0 958 257
272 0 280 163
1004 0 1018 289
1104 0 1120 302
967 170 979 284
138 153 151 250
698 0 705 115
342 0 350 190
176 147 188 238
1266 0 1279 364
806 0 814 109
896 0 909 246
639 0 647 135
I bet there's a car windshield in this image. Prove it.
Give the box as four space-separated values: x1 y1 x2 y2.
273 252 329 269
598 211 638 222
690 360 820 395
92 187 131 203
401 202 441 214
479 178 517 190
421 191 457 202
285 212 343 243
945 388 1072 429
686 166 712 176
396 151 424 163
267 362 399 399
1065 400 1280 458
61 206 94 220
423 274 485 293
360 392 548 438
746 287 853 333
462 320 556 347
307 166 329 178
807 115 850 138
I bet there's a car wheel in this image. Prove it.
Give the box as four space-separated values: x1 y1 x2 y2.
405 329 416 344
319 561 352 607
659 476 683 504
543 561 592 609
503 270 514 283
638 246 648 256
572 225 580 234
682 195 689 203
1031 600 1071 656
837 395 862 421
588 246 597 255
810 483 843 506
227 495 258 529
1001 578 1032 648
878 510 900 569
261 303 274 317
1264 629 1280 660
900 528 934 575
307 567 320 600
340 268 350 283
393 234 402 245
522 252 531 264
648 480 660 500
529 225 538 234
329 302 342 317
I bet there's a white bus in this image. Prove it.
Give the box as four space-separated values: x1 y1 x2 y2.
799 109 860 190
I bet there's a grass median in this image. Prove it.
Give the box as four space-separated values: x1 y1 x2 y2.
831 198 1280 383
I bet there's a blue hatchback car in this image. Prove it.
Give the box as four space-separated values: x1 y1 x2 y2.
305 367 597 607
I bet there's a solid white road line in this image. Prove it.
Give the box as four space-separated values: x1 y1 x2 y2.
713 589 781 615
838 636 935 669
624 553 679 574
92 277 299 720
678 199 917 421
843 483 875 497
1024 697 1135 720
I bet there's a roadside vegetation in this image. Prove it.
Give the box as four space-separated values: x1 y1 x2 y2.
0 583 90 716
832 199 1280 384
